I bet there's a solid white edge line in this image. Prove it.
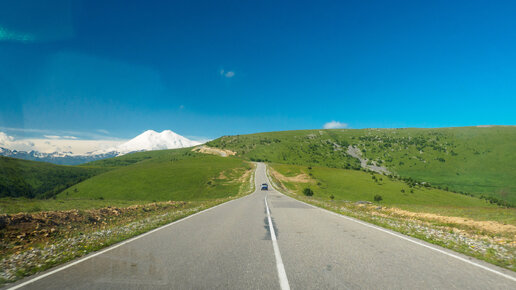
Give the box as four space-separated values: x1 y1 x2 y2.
265 194 291 290
7 181 258 290
264 164 516 283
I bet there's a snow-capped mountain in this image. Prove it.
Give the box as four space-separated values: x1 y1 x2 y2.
0 130 203 165
99 130 202 155
0 147 118 165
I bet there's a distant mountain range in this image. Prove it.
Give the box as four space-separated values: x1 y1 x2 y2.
0 130 203 165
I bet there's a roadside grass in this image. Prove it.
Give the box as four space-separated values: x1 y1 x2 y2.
267 163 516 271
396 204 516 226
0 198 150 214
1 199 224 285
208 126 516 203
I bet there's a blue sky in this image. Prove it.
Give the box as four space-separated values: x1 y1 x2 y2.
1 0 515 141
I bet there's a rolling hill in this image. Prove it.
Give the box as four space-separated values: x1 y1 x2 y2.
60 148 253 201
207 126 516 203
0 156 106 199
269 163 516 224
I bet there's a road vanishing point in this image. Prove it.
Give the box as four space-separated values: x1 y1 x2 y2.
6 163 516 289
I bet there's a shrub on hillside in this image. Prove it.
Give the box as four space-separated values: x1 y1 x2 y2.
303 188 314 196
374 194 383 202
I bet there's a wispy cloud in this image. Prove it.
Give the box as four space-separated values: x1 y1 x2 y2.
0 127 123 141
0 127 53 134
44 135 62 139
43 135 78 140
219 69 235 78
323 121 349 129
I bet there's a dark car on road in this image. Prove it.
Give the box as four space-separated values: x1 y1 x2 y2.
261 183 268 190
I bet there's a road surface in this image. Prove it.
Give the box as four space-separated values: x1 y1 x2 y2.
6 163 516 289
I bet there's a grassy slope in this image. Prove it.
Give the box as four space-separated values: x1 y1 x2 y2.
60 149 252 201
0 156 106 199
271 163 515 225
208 126 516 203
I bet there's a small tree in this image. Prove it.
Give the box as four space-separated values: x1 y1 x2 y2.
374 194 383 202
330 194 335 200
303 188 314 196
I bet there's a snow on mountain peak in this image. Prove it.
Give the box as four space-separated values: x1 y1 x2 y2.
114 130 201 154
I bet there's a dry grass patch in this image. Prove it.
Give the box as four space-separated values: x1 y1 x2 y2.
384 207 516 237
268 166 312 183
193 145 236 157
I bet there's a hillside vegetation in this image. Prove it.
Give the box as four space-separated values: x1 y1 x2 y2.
0 156 105 199
1 149 253 213
207 126 516 203
61 149 252 201
270 163 515 225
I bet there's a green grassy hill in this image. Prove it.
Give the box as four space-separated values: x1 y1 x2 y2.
60 149 252 201
270 163 515 225
0 156 106 199
207 126 516 203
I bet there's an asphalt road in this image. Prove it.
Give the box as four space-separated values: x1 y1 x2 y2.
7 163 516 289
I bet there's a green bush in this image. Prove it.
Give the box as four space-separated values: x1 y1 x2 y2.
374 194 383 202
303 188 314 196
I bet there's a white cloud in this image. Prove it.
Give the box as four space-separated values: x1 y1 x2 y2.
97 129 109 134
43 135 78 140
179 105 185 110
323 121 349 129
0 132 14 143
0 131 124 155
219 69 235 78
0 132 37 151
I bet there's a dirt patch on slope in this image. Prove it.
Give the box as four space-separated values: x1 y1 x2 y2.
218 171 227 179
269 167 311 183
238 167 253 183
192 145 236 157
